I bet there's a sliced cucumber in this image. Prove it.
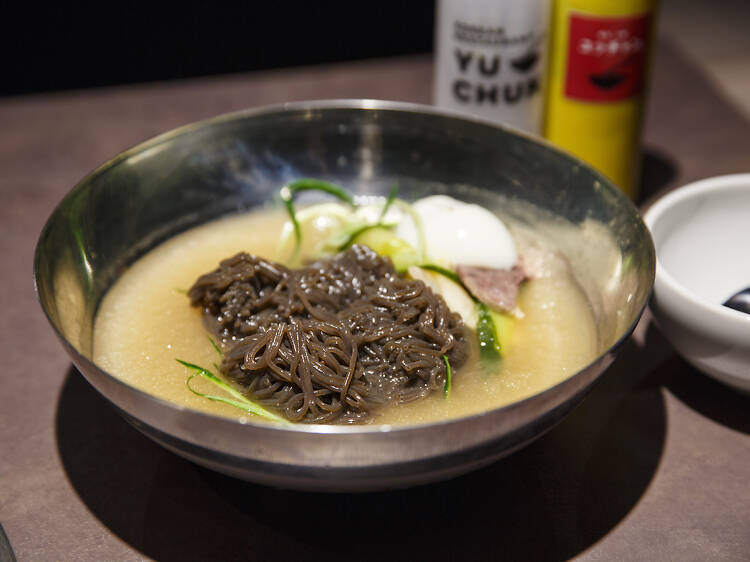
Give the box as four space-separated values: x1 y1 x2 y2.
352 226 419 272
489 309 514 357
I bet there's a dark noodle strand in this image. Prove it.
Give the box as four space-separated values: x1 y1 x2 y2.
188 245 468 423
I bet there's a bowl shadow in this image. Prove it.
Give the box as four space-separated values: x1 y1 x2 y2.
651 345 750 435
56 342 667 562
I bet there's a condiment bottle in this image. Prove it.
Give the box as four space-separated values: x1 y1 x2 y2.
544 0 658 199
433 0 552 135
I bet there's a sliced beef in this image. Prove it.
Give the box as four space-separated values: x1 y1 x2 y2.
457 264 527 313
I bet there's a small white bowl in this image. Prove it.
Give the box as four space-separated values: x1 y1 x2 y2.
644 174 750 392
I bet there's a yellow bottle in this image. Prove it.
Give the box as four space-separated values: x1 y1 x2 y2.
544 0 657 199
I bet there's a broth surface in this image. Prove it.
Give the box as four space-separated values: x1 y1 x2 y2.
93 207 598 425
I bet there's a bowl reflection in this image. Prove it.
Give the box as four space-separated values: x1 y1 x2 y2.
35 100 654 491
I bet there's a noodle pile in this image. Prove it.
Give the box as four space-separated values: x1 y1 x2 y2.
188 245 468 423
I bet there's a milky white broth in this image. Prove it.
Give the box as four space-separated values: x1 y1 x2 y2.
93 206 598 425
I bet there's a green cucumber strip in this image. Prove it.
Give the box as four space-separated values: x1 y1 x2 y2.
443 354 452 398
208 336 222 357
419 263 462 286
337 186 400 251
280 179 356 258
186 377 275 413
476 303 502 368
419 264 503 370
336 223 388 252
177 359 288 423
277 202 353 258
377 184 399 222
280 178 356 205
489 309 514 357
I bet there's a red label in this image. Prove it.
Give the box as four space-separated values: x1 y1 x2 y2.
565 12 651 102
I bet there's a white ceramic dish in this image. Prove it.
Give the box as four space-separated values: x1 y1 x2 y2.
644 174 750 392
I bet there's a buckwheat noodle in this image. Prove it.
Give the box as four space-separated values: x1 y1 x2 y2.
188 245 468 423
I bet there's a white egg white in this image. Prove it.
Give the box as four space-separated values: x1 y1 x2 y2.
395 195 517 270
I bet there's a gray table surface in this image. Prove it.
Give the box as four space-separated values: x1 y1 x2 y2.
1 38 749 561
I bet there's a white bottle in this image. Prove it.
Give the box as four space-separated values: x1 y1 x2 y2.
433 0 551 135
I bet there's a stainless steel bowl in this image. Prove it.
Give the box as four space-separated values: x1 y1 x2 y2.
34 100 654 492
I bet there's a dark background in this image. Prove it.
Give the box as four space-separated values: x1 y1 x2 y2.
3 3 436 97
